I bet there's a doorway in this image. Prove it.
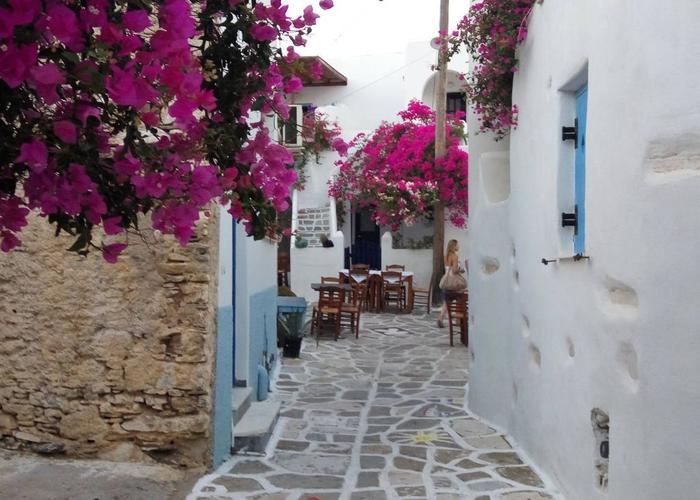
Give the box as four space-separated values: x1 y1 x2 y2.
346 206 381 270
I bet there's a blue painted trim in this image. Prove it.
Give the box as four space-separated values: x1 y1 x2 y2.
212 218 237 468
249 286 278 400
231 224 236 385
574 85 588 254
212 306 233 467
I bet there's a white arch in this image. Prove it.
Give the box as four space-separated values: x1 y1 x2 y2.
421 70 466 109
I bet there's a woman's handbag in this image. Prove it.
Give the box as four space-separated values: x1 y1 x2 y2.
439 266 467 291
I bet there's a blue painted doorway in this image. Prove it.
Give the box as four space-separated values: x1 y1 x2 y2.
347 207 381 270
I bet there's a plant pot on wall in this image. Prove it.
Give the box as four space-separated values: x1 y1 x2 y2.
294 236 308 248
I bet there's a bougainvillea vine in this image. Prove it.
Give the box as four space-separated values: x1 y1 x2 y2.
0 0 333 260
449 0 539 138
329 100 468 230
293 109 346 189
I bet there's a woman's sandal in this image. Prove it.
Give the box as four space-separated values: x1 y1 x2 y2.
437 319 445 328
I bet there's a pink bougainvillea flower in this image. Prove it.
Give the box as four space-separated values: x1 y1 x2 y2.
102 242 128 263
319 0 334 9
105 65 156 108
28 63 65 104
122 9 151 32
45 4 84 51
169 97 198 128
0 9 12 38
113 155 142 177
250 23 278 41
102 216 124 235
302 5 319 25
15 138 48 172
0 231 22 252
79 0 108 29
309 59 324 80
284 46 300 64
9 0 40 25
76 104 101 127
284 75 303 93
331 138 349 156
0 43 37 88
140 110 160 127
53 120 78 144
160 0 196 39
0 196 30 232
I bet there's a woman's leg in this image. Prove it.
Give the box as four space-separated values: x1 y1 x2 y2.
437 302 447 327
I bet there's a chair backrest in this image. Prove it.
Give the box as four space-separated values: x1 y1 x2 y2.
321 276 341 284
349 276 368 304
318 286 343 310
386 264 405 271
446 292 468 315
381 270 403 284
351 263 370 272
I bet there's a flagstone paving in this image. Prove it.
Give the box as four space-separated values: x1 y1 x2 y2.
189 313 559 500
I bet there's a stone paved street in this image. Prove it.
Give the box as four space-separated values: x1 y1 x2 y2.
189 313 559 500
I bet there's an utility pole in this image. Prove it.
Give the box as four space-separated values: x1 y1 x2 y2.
430 0 449 305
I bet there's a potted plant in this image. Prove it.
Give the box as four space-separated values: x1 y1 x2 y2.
278 311 311 358
319 233 334 248
294 234 309 248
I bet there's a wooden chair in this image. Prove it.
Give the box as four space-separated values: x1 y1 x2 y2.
348 270 370 309
385 264 405 272
385 265 408 305
446 292 469 346
341 281 367 339
351 263 370 272
311 287 343 341
410 285 432 314
381 271 405 311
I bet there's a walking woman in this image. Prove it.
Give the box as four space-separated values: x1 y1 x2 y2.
437 239 467 328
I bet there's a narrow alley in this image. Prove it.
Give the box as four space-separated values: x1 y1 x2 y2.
189 314 557 500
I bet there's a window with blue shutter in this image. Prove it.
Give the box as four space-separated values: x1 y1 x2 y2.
574 85 588 254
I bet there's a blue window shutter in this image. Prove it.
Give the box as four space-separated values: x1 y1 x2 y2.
574 85 588 254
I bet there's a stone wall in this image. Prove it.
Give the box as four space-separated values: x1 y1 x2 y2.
296 204 331 247
0 212 220 468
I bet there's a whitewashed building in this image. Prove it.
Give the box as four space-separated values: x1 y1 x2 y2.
467 1 700 499
286 0 470 301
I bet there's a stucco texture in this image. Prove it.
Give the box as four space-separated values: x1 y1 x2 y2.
0 212 220 468
467 1 700 499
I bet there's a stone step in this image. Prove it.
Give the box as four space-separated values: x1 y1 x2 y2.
232 401 281 454
232 387 252 426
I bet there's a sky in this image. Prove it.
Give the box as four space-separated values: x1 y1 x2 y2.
286 0 469 58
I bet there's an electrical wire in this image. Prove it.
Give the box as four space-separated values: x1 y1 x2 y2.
317 50 437 107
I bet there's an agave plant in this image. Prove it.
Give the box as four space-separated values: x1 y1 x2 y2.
277 311 311 339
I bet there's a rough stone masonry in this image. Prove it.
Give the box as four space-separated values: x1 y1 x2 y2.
296 204 331 247
0 212 220 468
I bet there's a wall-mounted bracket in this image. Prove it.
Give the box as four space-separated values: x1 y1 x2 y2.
541 254 590 265
562 118 578 148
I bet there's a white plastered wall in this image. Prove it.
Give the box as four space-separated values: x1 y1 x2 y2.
467 1 700 499
289 149 344 303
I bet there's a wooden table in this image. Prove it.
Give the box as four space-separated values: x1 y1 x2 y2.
338 270 414 313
